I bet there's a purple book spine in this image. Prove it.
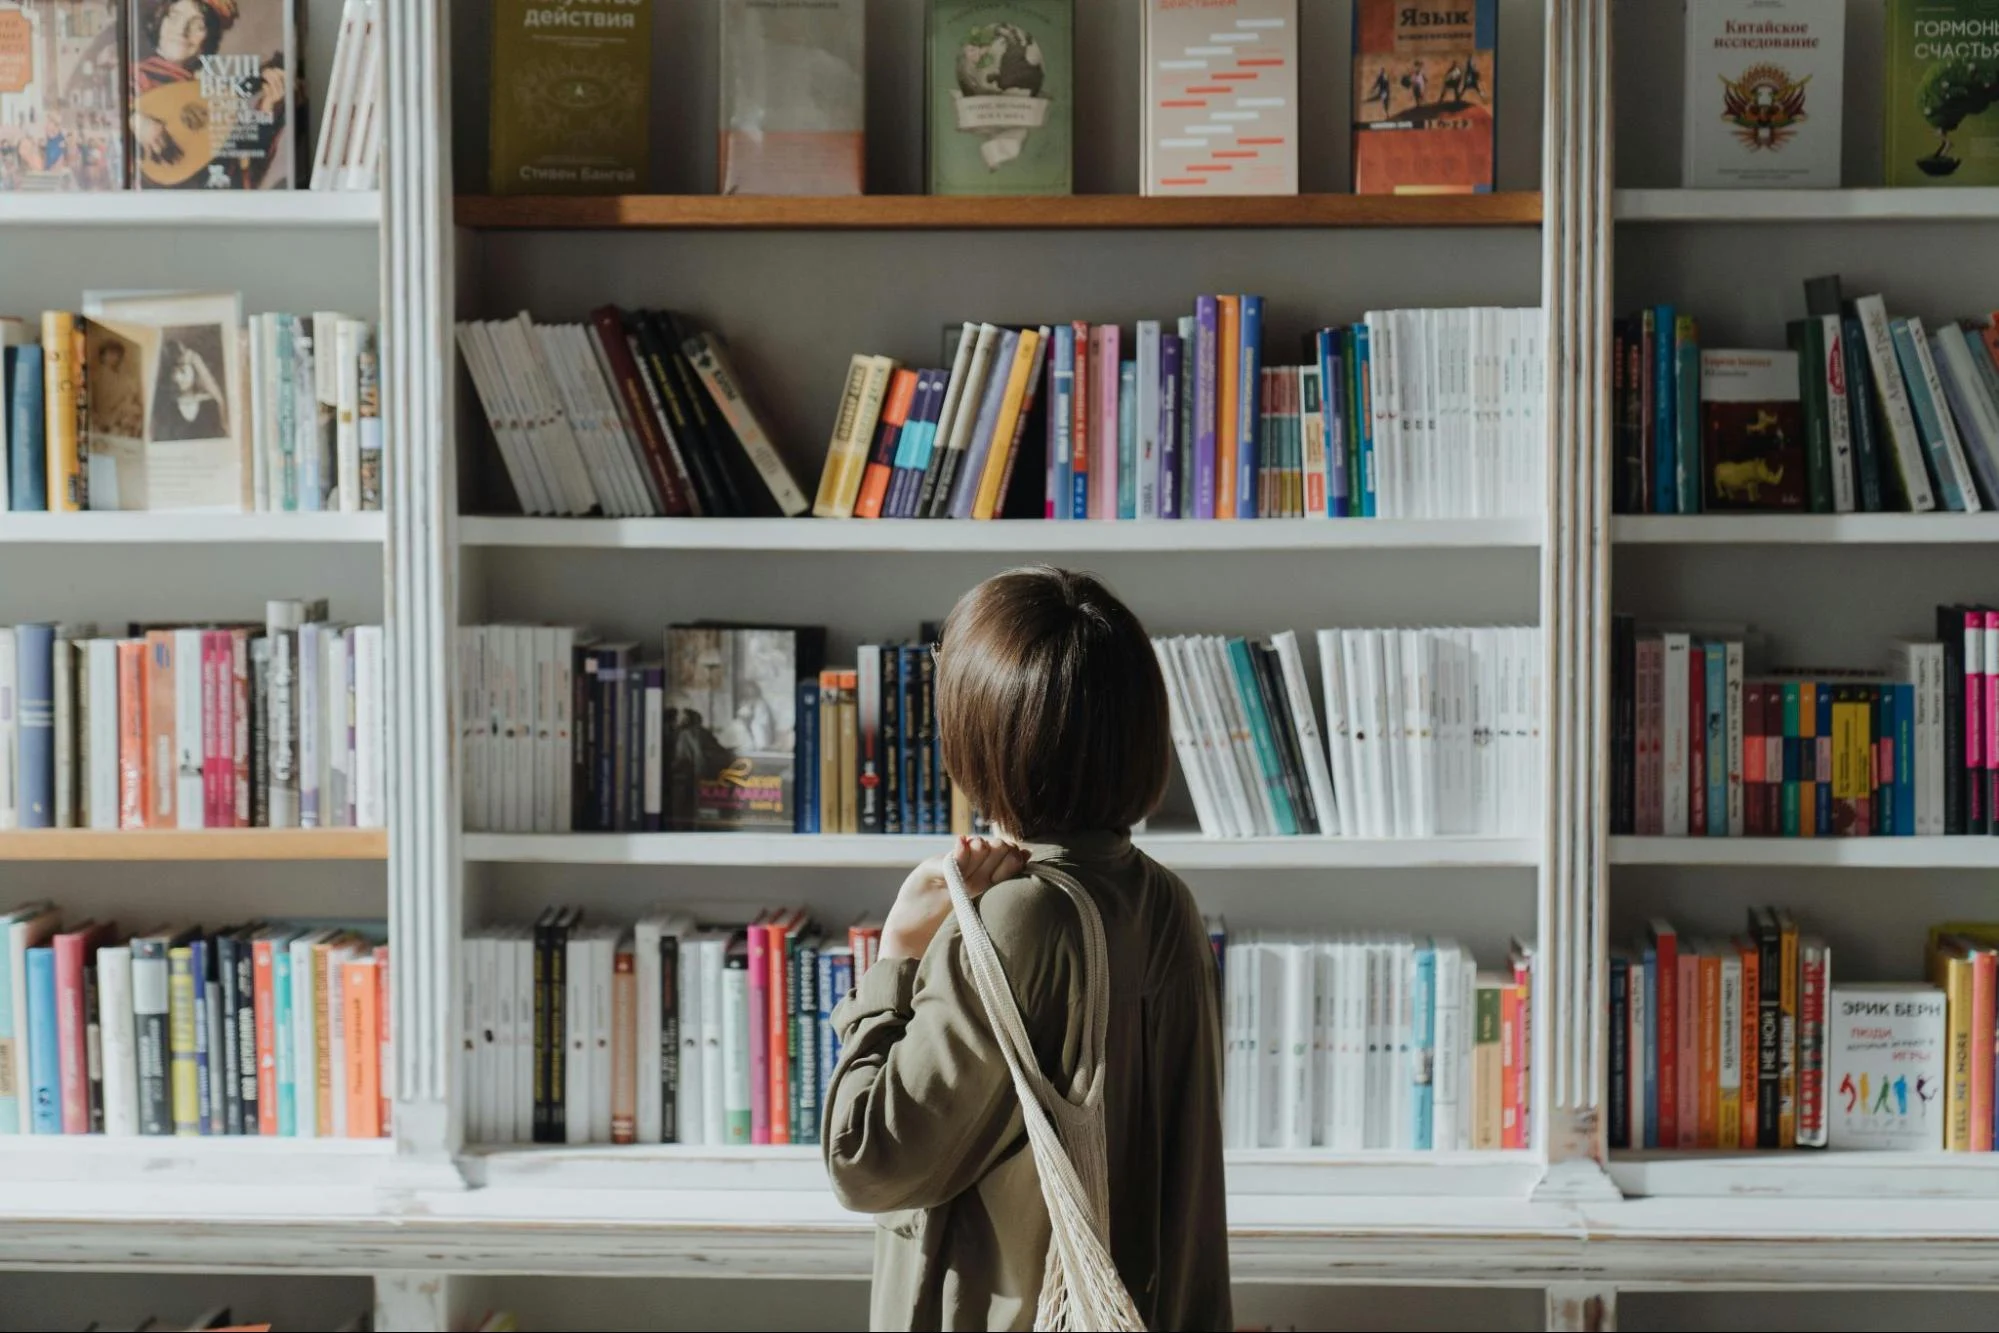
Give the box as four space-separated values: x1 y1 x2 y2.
1194 297 1220 520
1236 294 1263 519
949 331 1018 519
1095 325 1121 520
1160 334 1184 521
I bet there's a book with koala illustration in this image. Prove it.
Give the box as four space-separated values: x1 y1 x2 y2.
1701 348 1807 510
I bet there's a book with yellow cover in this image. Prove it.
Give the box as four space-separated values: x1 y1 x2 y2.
167 937 198 1135
41 312 82 512
972 327 1045 520
489 0 652 195
1698 947 1721 1148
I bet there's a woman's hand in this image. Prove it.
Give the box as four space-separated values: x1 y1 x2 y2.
880 836 1028 961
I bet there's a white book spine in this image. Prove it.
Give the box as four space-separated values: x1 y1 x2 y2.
1136 320 1161 519
700 937 726 1145
1907 317 1984 512
291 935 319 1139
498 934 522 1143
1278 942 1312 1150
1854 295 1938 513
85 639 118 829
1719 950 1743 1115
173 628 204 830
1432 942 1463 1152
327 949 349 1138
1316 630 1355 839
590 931 614 1144
553 627 575 831
532 627 557 834
677 933 705 1146
634 921 663 1144
513 627 536 833
335 318 362 513
565 933 591 1144
1823 315 1856 513
355 626 382 828
298 623 322 828
97 945 138 1136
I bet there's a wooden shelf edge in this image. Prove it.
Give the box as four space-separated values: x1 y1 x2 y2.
0 829 388 861
455 192 1544 232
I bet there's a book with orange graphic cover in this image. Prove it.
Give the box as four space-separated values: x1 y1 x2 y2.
1351 0 1497 195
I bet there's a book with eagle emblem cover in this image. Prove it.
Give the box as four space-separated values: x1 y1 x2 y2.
1682 0 1844 188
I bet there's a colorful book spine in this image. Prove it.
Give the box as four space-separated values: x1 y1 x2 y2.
1194 297 1220 519
25 947 58 1134
1236 295 1264 519
1051 329 1076 519
1652 305 1675 514
1160 332 1184 521
746 925 769 1145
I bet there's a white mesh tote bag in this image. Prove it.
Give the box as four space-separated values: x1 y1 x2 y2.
943 856 1147 1332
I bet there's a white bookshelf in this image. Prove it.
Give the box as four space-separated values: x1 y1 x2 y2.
12 0 1999 1329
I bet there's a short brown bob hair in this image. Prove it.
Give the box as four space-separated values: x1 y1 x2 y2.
936 566 1170 840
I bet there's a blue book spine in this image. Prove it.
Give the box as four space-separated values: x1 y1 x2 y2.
1813 684 1833 836
1118 361 1138 520
1319 330 1350 517
1891 320 1967 512
273 948 296 1135
1653 305 1677 514
828 952 854 1076
15 623 54 828
795 679 820 835
1159 334 1183 521
1705 644 1727 836
25 946 59 1134
191 937 213 1135
1641 946 1658 1148
1355 325 1377 518
1193 299 1219 519
1676 325 1702 514
1051 327 1077 521
816 953 836 1111
7 346 46 512
1894 681 1916 837
1235 295 1263 519
1411 946 1435 1151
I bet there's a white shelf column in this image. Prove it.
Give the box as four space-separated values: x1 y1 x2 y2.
384 0 465 1171
1535 0 1616 1198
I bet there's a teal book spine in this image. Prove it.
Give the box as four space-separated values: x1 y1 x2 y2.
927 0 1074 196
1705 644 1728 836
1653 305 1676 513
1411 945 1436 1151
1226 637 1298 835
274 946 296 1135
26 947 59 1135
1891 319 1967 511
1118 361 1137 520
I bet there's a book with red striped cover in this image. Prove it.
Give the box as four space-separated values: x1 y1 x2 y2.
1142 0 1299 197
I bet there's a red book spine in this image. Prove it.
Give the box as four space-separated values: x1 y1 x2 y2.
746 924 769 1145
766 922 790 1146
54 929 92 1133
232 630 251 827
1511 956 1531 1151
253 937 279 1135
1070 320 1090 484
1765 687 1784 835
1744 680 1766 837
1653 927 1679 1147
375 943 391 1137
1688 646 1707 836
1972 947 1997 1153
1499 982 1520 1149
587 306 695 517
202 631 225 829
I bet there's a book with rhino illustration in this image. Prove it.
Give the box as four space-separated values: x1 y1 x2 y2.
1701 348 1808 510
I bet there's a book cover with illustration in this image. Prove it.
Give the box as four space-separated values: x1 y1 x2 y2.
663 625 825 832
0 0 126 190
1885 0 1999 186
489 0 651 195
1827 983 1946 1150
720 0 865 196
1700 348 1808 510
927 0 1072 196
1682 0 1845 188
1142 0 1298 197
129 0 296 189
1351 0 1497 194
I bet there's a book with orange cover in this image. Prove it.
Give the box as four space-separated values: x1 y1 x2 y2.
1498 980 1520 1148
341 953 381 1138
314 936 339 1136
374 942 391 1136
1777 909 1800 1145
252 931 281 1136
853 368 921 520
142 631 176 827
1217 297 1241 519
1736 933 1759 1147
116 639 147 829
1698 947 1721 1148
764 909 806 1145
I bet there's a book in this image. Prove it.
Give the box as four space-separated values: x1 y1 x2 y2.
662 625 823 833
488 0 650 194
0 0 127 190
719 0 865 196
1828 983 1946 1149
1884 0 1999 187
130 0 297 189
1351 0 1498 194
1142 0 1299 196
927 0 1073 196
1682 0 1846 188
1700 349 1807 509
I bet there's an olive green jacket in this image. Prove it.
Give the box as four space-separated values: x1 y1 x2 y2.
823 832 1231 1332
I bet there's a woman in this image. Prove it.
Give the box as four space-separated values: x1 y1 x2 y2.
823 567 1231 1331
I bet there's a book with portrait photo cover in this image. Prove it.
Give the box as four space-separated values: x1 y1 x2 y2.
81 289 247 509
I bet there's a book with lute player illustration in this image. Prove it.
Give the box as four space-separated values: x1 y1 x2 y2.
129 0 297 190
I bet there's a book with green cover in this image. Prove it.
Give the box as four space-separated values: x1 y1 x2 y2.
927 0 1073 196
489 0 653 195
1884 0 1999 186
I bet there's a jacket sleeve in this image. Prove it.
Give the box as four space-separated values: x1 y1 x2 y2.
821 878 1079 1216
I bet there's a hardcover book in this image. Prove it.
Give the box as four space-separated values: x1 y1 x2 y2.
1142 0 1298 197
1351 0 1497 194
1700 348 1807 509
130 0 297 189
927 0 1072 196
720 0 865 196
82 290 246 510
0 0 126 190
1682 0 1845 188
489 0 650 195
1885 0 1999 186
663 625 824 832
1828 983 1945 1150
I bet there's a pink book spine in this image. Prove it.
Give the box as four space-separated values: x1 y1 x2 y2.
1985 612 1999 824
232 631 251 826
1970 612 1986 830
1676 950 1699 1149
54 931 90 1133
201 632 221 828
747 925 770 1145
1095 325 1120 520
216 632 235 829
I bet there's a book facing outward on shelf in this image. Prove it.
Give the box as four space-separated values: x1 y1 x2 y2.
1682 0 1846 189
719 0 866 196
927 0 1074 196
1350 0 1498 195
0 0 128 192
488 0 651 195
130 0 300 191
1884 0 1999 187
1142 0 1299 197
